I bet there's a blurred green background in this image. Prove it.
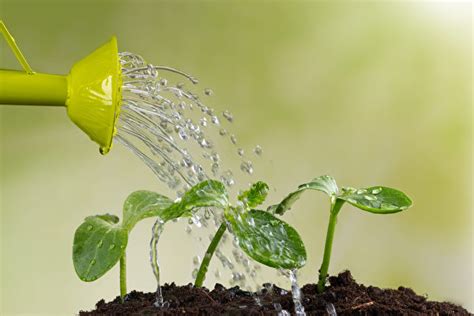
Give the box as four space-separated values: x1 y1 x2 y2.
1 0 472 314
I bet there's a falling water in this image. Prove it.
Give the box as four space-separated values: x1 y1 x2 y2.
149 217 168 307
289 269 306 316
116 51 264 303
116 52 303 314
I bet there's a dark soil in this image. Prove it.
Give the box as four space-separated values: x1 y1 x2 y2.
80 271 470 315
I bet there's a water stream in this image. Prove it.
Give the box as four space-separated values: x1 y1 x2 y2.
116 52 305 313
290 269 306 316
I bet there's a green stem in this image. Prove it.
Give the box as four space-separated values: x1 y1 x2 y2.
194 222 227 287
317 198 344 293
120 253 127 301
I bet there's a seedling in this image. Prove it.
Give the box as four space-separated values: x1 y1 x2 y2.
271 175 412 293
73 180 229 300
194 181 307 287
73 180 307 300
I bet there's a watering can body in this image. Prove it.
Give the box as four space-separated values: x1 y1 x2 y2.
0 21 122 154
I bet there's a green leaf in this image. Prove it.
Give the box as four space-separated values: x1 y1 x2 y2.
73 214 128 282
339 186 412 214
225 209 307 269
123 190 174 230
173 180 229 214
273 175 339 215
238 181 269 208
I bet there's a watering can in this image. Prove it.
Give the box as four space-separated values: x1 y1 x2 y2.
0 21 122 154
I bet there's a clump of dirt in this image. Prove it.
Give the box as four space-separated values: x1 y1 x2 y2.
80 271 470 315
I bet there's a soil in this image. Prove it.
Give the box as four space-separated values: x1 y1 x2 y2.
80 271 470 315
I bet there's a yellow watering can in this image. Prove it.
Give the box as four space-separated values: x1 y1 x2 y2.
0 21 122 154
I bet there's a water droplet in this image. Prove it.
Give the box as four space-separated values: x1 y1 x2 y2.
364 195 376 201
90 259 96 265
380 202 399 210
237 148 244 156
176 82 184 89
109 244 116 250
200 117 208 127
204 88 213 96
147 64 158 77
192 268 199 279
211 115 220 125
159 78 168 86
219 128 227 136
230 134 237 144
185 225 192 234
372 187 382 194
254 145 263 156
97 240 103 248
193 256 201 266
87 225 93 231
222 110 234 122
240 161 254 174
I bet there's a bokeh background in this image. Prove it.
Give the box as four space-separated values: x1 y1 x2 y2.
1 0 472 314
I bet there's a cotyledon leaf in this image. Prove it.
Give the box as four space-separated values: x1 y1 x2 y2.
338 186 412 214
225 209 307 269
73 214 128 282
171 180 229 214
122 190 174 231
238 181 269 209
272 175 339 215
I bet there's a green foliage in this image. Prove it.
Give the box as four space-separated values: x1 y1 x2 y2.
73 214 127 282
122 191 173 230
238 181 269 208
272 175 412 292
225 208 306 269
272 175 338 215
274 175 412 215
339 186 412 214
73 180 229 286
195 180 306 287
174 180 229 212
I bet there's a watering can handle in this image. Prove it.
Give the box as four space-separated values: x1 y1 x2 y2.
0 20 34 74
0 21 68 106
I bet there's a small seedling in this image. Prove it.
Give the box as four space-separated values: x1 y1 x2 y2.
194 181 307 287
73 180 307 300
271 175 412 293
73 180 229 300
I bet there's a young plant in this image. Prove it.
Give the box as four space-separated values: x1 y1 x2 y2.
271 175 412 293
73 180 229 301
73 179 307 301
194 181 307 287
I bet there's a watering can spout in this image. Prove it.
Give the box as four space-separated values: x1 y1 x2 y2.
0 21 122 155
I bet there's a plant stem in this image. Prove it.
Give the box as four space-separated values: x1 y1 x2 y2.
194 222 227 287
120 253 127 301
317 198 344 293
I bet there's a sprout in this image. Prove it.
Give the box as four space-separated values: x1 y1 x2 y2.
270 175 412 292
73 180 307 303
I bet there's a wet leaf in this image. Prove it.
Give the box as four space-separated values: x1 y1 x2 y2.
273 175 339 215
225 209 306 269
123 190 174 230
173 180 229 214
238 181 269 208
73 214 128 282
339 186 412 214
